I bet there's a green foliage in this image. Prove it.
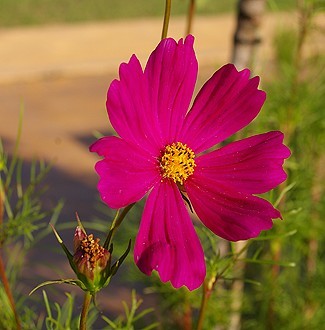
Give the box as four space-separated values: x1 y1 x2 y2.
0 286 14 328
0 116 63 248
240 10 325 329
0 152 48 246
0 0 228 27
0 0 296 27
42 291 98 330
0 112 63 329
267 0 297 11
1 1 323 329
102 290 159 330
39 289 158 330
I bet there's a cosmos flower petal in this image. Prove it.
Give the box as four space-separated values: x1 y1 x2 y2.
107 55 162 155
90 136 160 209
181 64 266 153
91 35 291 289
144 35 198 144
195 131 291 194
186 176 280 241
134 181 206 291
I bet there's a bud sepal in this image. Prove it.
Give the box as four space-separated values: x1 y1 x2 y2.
30 214 131 296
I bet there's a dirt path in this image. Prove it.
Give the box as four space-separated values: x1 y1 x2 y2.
1 13 314 83
2 12 320 184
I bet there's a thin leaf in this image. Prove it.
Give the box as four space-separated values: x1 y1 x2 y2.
54 302 62 325
252 229 297 241
241 258 296 267
5 106 24 189
42 290 52 319
141 323 160 330
29 279 84 296
274 182 296 207
110 239 131 277
101 315 117 328
50 224 79 276
62 293 74 328
133 308 155 322
103 209 120 250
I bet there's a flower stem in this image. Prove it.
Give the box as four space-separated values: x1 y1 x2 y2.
161 0 172 40
0 253 21 330
79 291 92 330
196 281 210 330
186 0 196 35
196 241 251 329
0 185 3 228
104 203 135 250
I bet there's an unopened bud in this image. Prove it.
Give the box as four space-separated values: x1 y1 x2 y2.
73 228 110 292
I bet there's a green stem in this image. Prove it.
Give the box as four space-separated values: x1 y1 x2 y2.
0 184 3 236
104 203 135 250
0 184 4 228
0 253 21 330
196 281 210 330
161 0 172 40
186 0 196 35
196 241 251 329
183 292 193 330
5 106 24 190
79 291 92 330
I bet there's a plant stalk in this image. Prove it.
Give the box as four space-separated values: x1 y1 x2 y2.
0 185 3 227
196 241 251 329
104 203 135 249
161 0 172 40
196 281 211 330
186 0 196 35
0 253 21 330
183 294 192 330
79 291 92 330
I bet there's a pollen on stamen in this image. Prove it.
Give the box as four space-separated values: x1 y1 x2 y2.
159 142 196 185
80 234 106 270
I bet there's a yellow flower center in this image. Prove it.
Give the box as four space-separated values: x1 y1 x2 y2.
159 142 196 185
80 234 106 270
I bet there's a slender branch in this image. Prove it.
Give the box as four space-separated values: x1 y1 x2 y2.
183 293 193 330
196 281 210 330
5 107 24 190
196 241 251 329
186 0 196 35
104 203 135 249
229 241 248 330
161 0 172 40
0 253 21 330
0 183 3 227
79 291 92 330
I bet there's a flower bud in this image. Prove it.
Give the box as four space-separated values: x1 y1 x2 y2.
73 227 111 292
38 216 131 296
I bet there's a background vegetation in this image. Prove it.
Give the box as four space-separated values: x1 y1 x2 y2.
0 0 296 27
1 0 324 329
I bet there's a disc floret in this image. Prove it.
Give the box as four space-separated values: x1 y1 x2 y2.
160 142 196 185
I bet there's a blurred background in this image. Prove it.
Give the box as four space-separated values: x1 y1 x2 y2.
0 0 324 329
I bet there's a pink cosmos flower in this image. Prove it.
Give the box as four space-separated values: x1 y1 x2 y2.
90 35 290 291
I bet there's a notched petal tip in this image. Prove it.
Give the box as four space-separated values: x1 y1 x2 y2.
184 34 195 46
119 54 142 78
89 138 103 155
134 182 206 291
181 62 267 152
279 134 292 159
135 243 205 291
